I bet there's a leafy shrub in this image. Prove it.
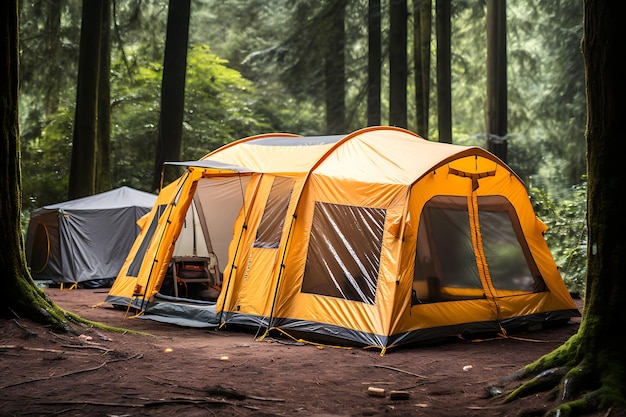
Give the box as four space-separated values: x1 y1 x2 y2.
530 182 587 296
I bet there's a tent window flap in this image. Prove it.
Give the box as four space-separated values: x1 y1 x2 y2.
253 177 295 249
301 202 385 304
127 204 167 277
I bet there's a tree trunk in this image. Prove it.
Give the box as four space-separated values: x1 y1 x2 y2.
44 0 62 118
0 0 69 328
151 0 191 191
502 1 626 414
414 0 431 138
435 0 452 143
578 0 626 401
96 0 112 193
325 1 346 135
367 0 381 127
389 0 408 128
68 0 104 200
485 0 507 162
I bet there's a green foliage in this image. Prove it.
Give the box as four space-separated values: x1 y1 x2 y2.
531 182 587 295
182 45 270 156
18 0 588 256
21 110 74 212
106 44 267 190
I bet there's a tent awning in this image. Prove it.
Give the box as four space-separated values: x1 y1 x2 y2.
164 160 255 172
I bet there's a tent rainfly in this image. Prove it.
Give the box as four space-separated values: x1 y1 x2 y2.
26 186 157 288
106 126 580 353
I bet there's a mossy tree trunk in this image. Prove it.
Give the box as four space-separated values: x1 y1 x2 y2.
499 1 626 416
0 0 69 329
1 0 151 337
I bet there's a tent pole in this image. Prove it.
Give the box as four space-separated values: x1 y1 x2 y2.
138 173 192 310
263 210 297 335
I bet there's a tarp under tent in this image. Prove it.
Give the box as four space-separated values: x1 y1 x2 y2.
26 186 157 288
106 126 580 353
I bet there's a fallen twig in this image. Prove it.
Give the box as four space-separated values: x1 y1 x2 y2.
0 353 143 389
60 344 112 353
43 400 144 408
10 319 38 336
372 364 428 379
144 397 238 407
145 377 287 403
246 394 285 402
0 344 89 355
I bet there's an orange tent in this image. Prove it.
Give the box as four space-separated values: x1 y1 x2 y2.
107 126 579 353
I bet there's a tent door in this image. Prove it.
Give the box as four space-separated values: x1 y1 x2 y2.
412 194 546 305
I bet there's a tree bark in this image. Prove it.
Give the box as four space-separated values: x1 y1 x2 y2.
325 1 347 134
0 0 69 327
580 0 626 382
414 0 431 138
151 0 191 191
502 1 626 414
68 0 104 200
367 0 382 127
485 0 507 162
96 0 112 193
389 0 408 128
44 0 62 118
435 0 452 143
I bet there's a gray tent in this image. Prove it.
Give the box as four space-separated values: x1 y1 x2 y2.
25 187 157 288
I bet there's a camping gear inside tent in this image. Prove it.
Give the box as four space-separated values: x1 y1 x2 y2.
106 126 580 352
26 186 157 288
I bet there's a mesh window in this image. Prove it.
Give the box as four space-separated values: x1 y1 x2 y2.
478 197 546 293
127 204 166 277
413 196 483 303
301 202 385 304
253 177 294 249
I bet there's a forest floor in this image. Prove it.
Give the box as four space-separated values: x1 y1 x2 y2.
0 287 623 417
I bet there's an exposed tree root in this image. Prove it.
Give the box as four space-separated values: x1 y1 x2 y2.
501 367 567 403
485 333 626 417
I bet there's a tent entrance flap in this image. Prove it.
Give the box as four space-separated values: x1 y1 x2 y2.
174 175 251 270
149 174 251 303
412 195 547 304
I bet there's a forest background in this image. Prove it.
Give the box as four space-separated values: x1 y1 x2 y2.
18 0 587 295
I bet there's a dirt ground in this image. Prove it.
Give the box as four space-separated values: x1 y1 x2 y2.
0 287 622 417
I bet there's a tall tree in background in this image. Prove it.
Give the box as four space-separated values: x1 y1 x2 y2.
96 0 112 192
43 0 62 118
367 0 381 127
152 0 191 191
389 0 407 128
485 0 507 162
414 0 431 137
68 0 103 200
436 0 452 143
324 1 347 134
501 1 626 414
